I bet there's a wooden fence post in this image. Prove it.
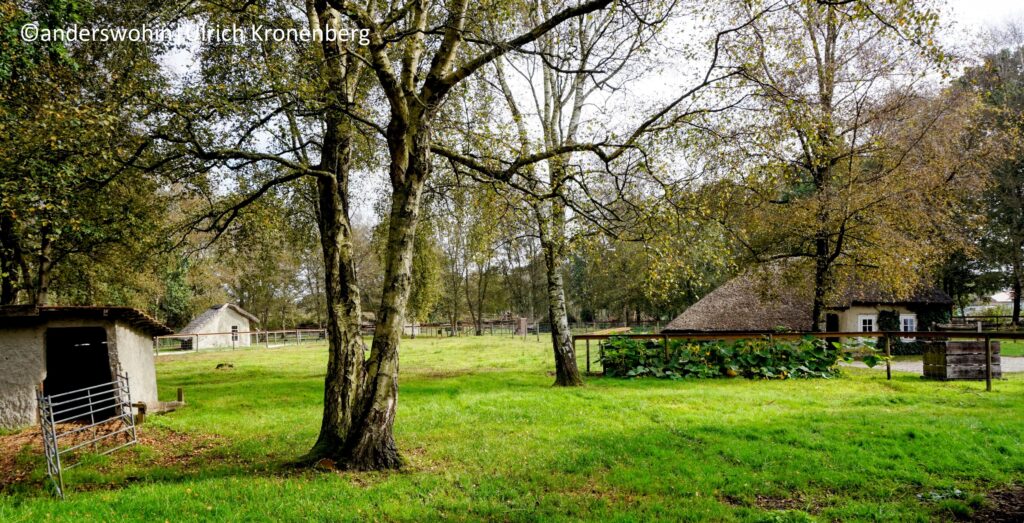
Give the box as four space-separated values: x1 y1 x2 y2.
885 335 891 381
177 387 185 403
586 339 591 375
985 335 993 392
133 402 147 424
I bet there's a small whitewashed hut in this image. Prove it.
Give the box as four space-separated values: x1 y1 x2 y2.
0 305 171 429
178 303 259 349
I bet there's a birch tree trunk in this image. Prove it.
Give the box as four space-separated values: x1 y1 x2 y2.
319 0 614 468
305 3 368 463
341 123 430 470
536 196 583 386
307 145 366 459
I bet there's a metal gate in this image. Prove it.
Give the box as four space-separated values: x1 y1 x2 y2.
36 373 139 498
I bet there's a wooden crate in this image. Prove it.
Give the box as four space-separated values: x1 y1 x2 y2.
922 341 1001 380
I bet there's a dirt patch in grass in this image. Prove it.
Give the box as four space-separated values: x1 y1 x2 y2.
753 494 809 511
0 422 223 493
722 493 820 514
971 485 1024 522
118 425 223 467
0 428 42 491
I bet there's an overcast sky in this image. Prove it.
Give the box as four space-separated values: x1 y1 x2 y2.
942 0 1024 53
946 0 1024 29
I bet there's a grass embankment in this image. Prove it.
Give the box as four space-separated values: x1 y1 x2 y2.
1 337 1022 521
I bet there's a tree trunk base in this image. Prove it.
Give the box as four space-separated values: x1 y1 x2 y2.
298 438 403 471
342 434 403 471
298 431 347 466
553 375 584 387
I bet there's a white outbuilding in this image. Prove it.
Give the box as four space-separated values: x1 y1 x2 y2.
178 303 259 350
0 305 171 430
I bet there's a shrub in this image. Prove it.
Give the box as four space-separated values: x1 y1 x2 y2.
875 309 927 355
600 336 847 380
889 339 925 355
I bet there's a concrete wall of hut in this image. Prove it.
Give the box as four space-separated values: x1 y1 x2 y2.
0 319 158 430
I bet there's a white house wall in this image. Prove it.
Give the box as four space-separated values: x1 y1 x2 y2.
112 321 159 406
0 325 44 429
0 318 160 430
195 308 252 349
838 305 915 332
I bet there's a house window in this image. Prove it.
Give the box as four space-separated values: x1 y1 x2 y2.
231 325 239 342
858 315 877 333
900 314 917 342
900 314 916 333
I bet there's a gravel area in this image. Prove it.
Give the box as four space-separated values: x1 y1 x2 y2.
845 356 1024 373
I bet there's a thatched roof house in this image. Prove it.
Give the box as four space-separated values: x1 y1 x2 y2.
663 270 952 333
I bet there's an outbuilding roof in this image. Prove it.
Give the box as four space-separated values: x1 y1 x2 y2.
663 269 952 333
0 305 174 336
179 303 259 334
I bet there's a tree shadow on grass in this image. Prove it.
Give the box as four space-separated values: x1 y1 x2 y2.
0 423 325 500
7 366 1018 516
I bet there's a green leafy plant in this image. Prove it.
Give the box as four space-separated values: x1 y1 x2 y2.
600 336 849 380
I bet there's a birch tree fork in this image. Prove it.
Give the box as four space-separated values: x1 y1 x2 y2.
151 0 373 465
322 0 618 468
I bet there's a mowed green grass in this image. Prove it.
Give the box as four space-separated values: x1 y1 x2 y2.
1000 339 1023 357
2 337 1023 522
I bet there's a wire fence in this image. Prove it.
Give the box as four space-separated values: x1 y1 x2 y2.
402 320 665 338
943 316 1022 329
153 328 328 355
153 321 668 352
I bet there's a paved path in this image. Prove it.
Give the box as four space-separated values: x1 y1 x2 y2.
845 356 1024 373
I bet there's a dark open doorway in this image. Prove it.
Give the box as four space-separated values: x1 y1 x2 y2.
44 327 115 421
825 313 841 345
826 314 840 332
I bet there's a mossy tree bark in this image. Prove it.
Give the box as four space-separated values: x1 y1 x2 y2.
304 3 368 464
341 119 430 470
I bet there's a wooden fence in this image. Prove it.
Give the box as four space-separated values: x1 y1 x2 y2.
153 328 327 354
573 330 1024 391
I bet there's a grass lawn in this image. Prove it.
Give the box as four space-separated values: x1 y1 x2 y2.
1000 339 1024 357
2 337 1023 522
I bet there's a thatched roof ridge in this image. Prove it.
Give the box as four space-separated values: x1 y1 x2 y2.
664 271 813 332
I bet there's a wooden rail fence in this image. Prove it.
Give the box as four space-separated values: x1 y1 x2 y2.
574 330 1024 391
